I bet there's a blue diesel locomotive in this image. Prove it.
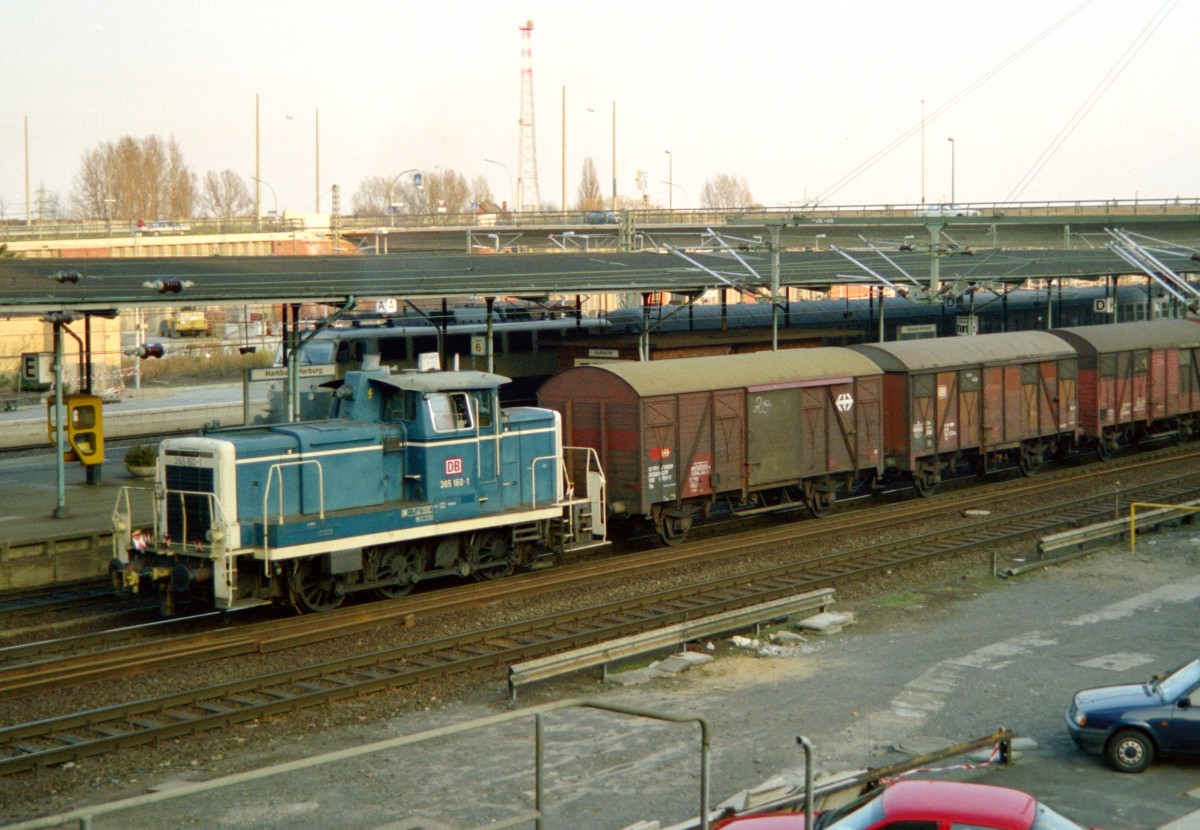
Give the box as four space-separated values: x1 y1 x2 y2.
111 364 607 615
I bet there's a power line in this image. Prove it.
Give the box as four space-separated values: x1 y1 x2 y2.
1005 0 1178 201
812 1 1095 206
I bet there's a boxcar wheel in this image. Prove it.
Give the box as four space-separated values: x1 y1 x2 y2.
1107 728 1154 773
914 468 939 498
289 558 345 613
1018 444 1042 477
658 516 689 547
807 486 836 518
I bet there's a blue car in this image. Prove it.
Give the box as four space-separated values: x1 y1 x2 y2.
1066 655 1200 772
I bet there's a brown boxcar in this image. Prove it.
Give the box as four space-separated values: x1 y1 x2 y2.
1048 319 1200 457
537 349 884 544
849 332 1080 495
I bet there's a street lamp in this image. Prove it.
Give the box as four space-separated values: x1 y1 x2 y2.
947 137 956 205
388 169 422 228
665 150 673 211
251 177 278 218
660 181 688 209
484 159 513 213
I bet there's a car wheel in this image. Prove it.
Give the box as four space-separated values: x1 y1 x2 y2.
1107 729 1154 773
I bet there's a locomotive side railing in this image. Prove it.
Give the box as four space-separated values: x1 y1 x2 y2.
262 459 326 535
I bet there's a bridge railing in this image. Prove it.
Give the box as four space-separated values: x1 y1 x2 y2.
4 197 1199 244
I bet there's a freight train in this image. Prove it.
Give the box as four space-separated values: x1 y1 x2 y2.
111 360 607 615
111 318 1199 614
539 319 1200 545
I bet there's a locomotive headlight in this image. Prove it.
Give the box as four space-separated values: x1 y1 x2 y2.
113 519 128 534
206 528 225 543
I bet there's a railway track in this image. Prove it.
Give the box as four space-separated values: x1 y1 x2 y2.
1 452 1197 776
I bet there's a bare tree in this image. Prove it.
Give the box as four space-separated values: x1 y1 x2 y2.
471 175 497 211
403 168 470 220
201 170 254 218
576 157 603 210
350 176 398 216
700 173 754 209
72 135 196 221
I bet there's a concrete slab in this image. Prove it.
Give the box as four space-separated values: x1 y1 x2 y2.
793 611 856 634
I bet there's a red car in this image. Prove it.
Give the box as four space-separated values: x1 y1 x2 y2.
713 779 1101 830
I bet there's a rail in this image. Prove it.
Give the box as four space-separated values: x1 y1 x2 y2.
508 589 834 701
0 699 712 830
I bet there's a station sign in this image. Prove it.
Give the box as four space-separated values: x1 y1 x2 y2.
247 364 336 382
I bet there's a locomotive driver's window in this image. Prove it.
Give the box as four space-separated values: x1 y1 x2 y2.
428 393 473 432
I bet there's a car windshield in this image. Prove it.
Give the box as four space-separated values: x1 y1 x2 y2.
1155 657 1200 699
816 789 885 830
1031 802 1088 830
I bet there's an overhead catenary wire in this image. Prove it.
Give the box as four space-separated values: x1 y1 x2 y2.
1005 0 1178 201
811 1 1096 206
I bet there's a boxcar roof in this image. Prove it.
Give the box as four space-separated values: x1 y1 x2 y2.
553 348 882 397
849 331 1076 372
1049 319 1200 352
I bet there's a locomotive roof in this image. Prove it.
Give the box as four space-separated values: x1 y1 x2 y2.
849 331 1076 371
365 369 512 393
559 348 882 396
1049 319 1200 352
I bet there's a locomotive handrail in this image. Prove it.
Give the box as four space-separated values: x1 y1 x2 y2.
262 459 326 528
162 489 229 553
111 484 159 557
561 445 606 497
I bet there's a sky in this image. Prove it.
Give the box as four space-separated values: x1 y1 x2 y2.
0 0 1196 220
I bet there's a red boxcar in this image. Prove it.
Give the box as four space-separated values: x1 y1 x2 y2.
1049 319 1200 457
849 332 1080 495
537 349 884 544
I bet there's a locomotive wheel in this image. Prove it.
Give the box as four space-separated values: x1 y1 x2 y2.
1018 444 1043 477
373 545 421 599
1094 437 1112 461
289 558 345 613
468 533 516 580
658 516 690 547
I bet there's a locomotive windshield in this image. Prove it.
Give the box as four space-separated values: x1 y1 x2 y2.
428 392 474 432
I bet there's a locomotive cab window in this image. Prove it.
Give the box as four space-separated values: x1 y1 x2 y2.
474 391 494 428
428 392 473 432
383 390 418 423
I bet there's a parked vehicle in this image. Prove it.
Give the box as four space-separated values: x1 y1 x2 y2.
713 779 1100 829
915 203 982 217
143 220 192 235
1066 655 1200 772
584 210 619 225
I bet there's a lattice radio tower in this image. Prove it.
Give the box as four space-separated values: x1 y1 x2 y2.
516 19 541 212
